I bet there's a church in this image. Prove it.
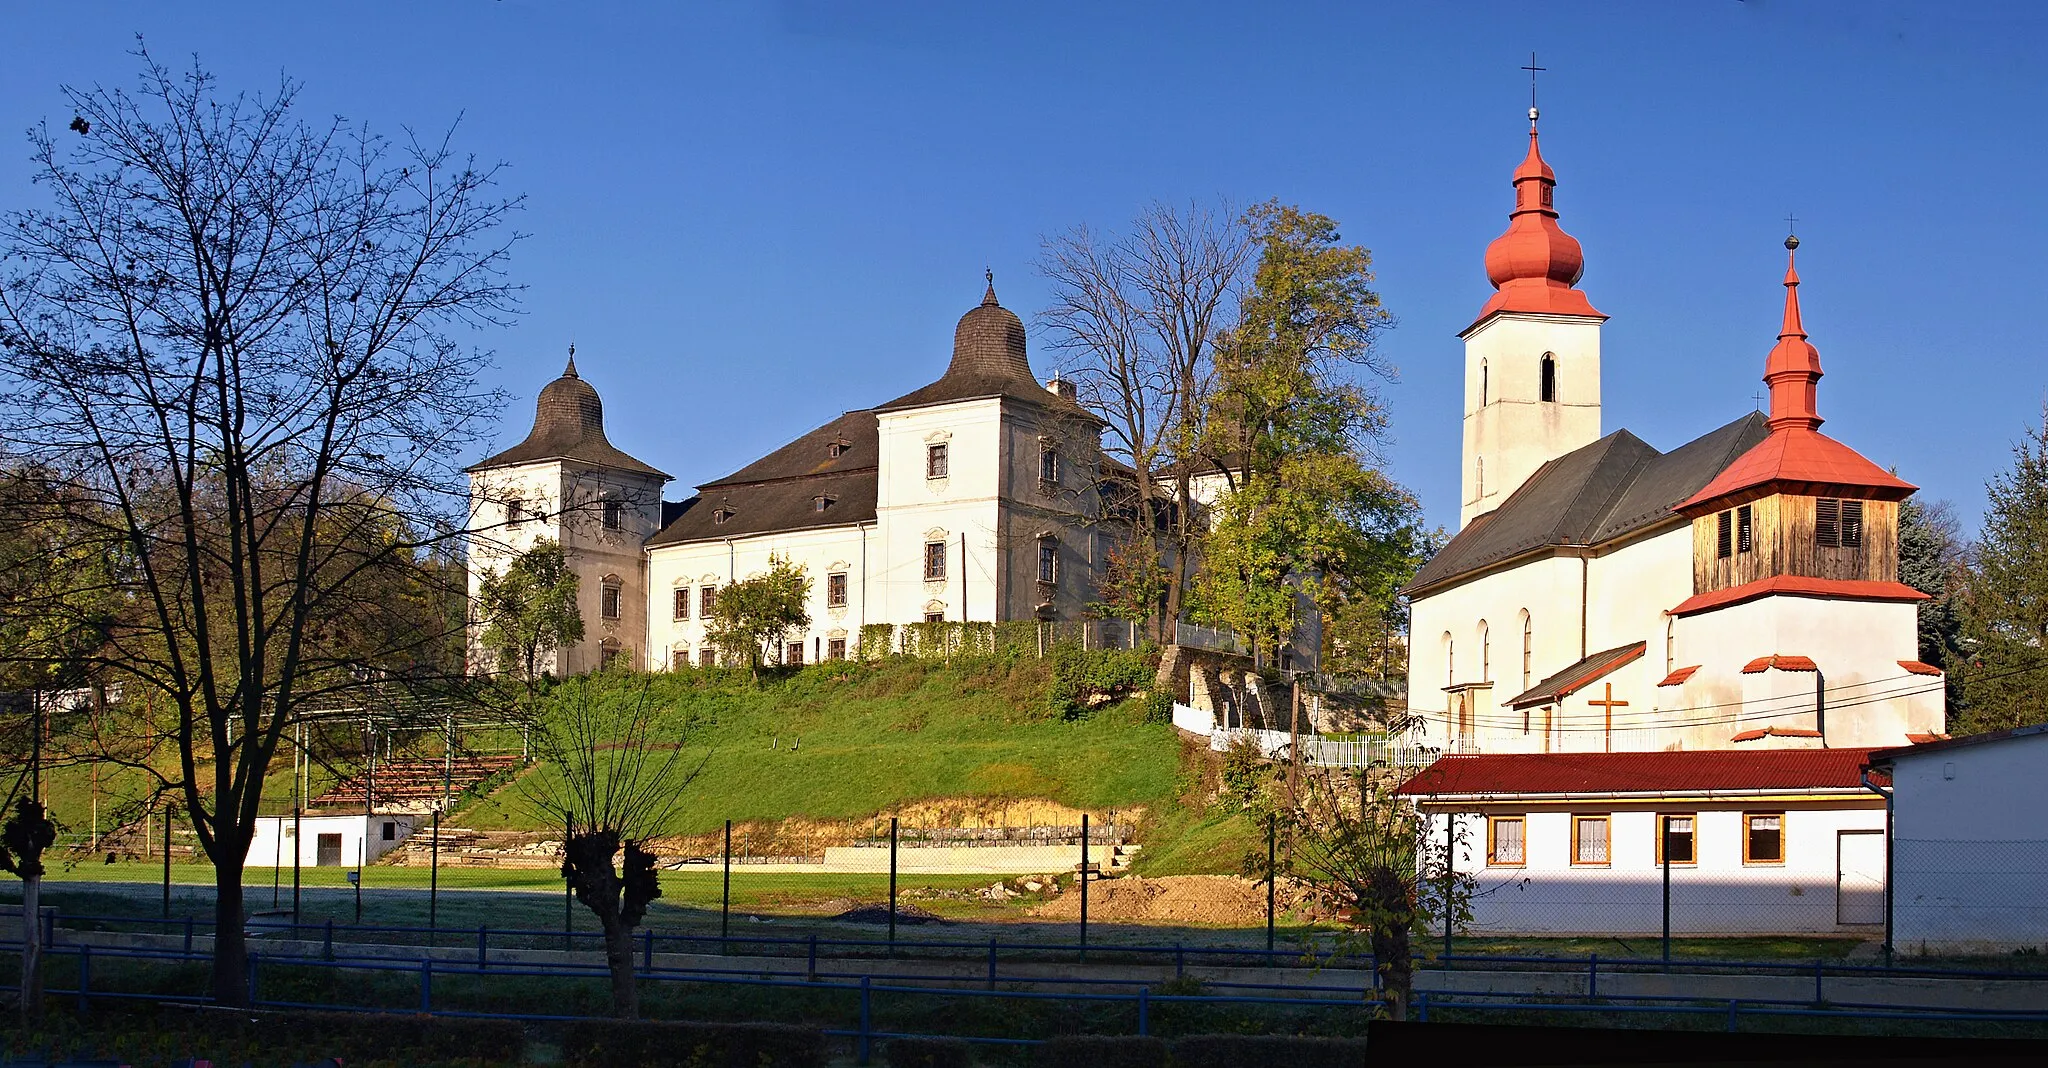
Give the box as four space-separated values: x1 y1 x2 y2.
464 277 1139 675
1402 110 1947 756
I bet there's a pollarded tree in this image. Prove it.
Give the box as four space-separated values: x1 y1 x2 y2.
523 678 701 1018
475 538 584 687
1955 407 2048 732
0 48 519 1005
705 554 811 680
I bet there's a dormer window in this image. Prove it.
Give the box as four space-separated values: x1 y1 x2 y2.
713 507 734 525
828 438 851 459
926 442 949 479
812 495 835 513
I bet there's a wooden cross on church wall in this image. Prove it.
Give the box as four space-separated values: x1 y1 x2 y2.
1587 682 1629 753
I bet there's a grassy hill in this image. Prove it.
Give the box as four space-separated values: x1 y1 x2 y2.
458 655 1184 835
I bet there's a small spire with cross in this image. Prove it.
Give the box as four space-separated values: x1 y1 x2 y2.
1522 52 1547 127
982 266 998 306
1783 211 1800 251
564 342 578 378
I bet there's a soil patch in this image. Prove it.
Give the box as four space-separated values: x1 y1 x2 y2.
1028 875 1311 926
833 901 943 925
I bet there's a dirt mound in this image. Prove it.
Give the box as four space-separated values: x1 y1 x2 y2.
833 902 943 925
1028 875 1305 926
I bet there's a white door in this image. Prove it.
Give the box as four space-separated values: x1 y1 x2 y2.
1837 830 1885 926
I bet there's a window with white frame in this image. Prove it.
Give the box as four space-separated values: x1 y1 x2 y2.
924 541 947 580
1038 537 1058 584
827 572 848 608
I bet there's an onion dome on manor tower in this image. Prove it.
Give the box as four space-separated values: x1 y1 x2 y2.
466 348 669 478
1467 106 1606 331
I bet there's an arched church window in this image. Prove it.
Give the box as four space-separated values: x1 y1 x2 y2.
1540 353 1557 403
1520 611 1533 688
1665 617 1676 675
1478 620 1490 682
1480 359 1489 406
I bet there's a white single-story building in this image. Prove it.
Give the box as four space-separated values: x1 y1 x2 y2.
245 813 418 869
1866 724 2048 954
1399 748 1889 936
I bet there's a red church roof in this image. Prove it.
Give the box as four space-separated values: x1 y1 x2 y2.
1680 240 1914 513
1670 575 1928 617
1464 116 1606 334
1396 748 1887 799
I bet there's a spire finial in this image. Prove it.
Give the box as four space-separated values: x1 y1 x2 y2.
564 342 578 378
1522 52 1546 128
1784 211 1799 251
1764 234 1823 432
982 267 998 306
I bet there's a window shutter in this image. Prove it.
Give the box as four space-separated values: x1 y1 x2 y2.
1816 498 1840 547
1736 504 1754 554
1716 511 1732 559
1841 499 1864 547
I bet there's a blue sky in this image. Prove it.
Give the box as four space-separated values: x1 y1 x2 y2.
4 2 2042 536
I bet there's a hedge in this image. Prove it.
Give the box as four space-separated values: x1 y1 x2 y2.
1 1009 525 1068
1170 1034 1370 1067
1033 1034 1170 1068
885 1034 975 1068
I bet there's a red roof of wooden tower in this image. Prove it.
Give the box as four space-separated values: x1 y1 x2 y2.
1679 239 1913 513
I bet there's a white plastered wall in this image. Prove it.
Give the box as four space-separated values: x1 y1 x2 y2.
645 523 871 668
1887 732 2048 951
874 398 1006 624
1460 311 1603 528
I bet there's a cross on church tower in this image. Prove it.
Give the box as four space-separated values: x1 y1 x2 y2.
1587 682 1629 753
1522 52 1546 125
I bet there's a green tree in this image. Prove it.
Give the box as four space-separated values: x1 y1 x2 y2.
475 539 584 686
1955 409 2048 732
1191 204 1419 662
706 555 811 680
1898 496 1965 708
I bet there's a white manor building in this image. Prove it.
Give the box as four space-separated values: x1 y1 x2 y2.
467 279 1149 675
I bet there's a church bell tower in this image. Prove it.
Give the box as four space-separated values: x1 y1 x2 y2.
1459 107 1606 527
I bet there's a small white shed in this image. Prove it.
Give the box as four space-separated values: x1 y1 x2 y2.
1868 724 2048 953
245 812 418 869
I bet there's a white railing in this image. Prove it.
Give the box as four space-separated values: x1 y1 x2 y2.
1174 706 1435 768
1174 621 1248 656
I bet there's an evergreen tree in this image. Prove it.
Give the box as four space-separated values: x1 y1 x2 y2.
1955 408 2048 732
1897 496 1965 708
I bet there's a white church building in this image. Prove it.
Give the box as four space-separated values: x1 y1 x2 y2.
466 278 1137 674
1403 112 1946 758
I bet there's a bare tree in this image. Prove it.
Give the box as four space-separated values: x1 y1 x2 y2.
0 47 519 1005
522 679 701 1018
1038 201 1254 641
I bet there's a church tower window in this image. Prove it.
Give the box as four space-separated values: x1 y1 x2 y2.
926 443 950 479
600 577 622 620
1816 498 1863 548
1444 633 1455 686
1040 444 1060 489
1736 504 1754 553
1038 536 1059 584
1715 510 1733 559
924 540 947 580
601 497 624 530
1665 617 1676 674
1478 620 1491 682
1480 359 1489 406
506 497 526 525
1540 353 1557 402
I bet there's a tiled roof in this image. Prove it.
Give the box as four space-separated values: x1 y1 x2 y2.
1671 576 1929 617
1408 414 1769 595
1898 660 1943 676
701 410 878 488
1742 654 1817 674
469 362 669 479
1658 666 1701 687
1505 642 1644 710
1396 747 1888 798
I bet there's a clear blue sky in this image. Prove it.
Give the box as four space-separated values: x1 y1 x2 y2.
5 2 2042 536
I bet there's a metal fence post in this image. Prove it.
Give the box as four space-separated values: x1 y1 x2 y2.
161 807 172 919
76 944 89 1015
1137 986 1150 1036
1661 815 1672 967
722 819 733 950
477 925 488 970
1442 809 1455 961
183 916 194 959
246 952 259 1006
1588 954 1599 1000
643 928 654 972
429 807 441 941
986 937 997 990
806 933 818 983
887 817 899 950
323 918 334 961
419 957 432 1013
1079 813 1090 958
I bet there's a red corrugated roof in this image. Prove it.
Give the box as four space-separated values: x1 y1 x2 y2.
1731 726 1823 742
1671 576 1929 617
1676 427 1915 513
1395 747 1886 798
1898 660 1943 676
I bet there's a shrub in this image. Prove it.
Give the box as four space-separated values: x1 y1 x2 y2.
1171 1034 1369 1068
1032 1034 1169 1068
1 1009 526 1068
1141 689 1174 723
885 1034 975 1068
560 1019 826 1068
1045 645 1161 719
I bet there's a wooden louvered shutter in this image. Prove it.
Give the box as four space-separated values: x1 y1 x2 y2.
1716 510 1732 559
1816 497 1841 547
1841 499 1864 547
